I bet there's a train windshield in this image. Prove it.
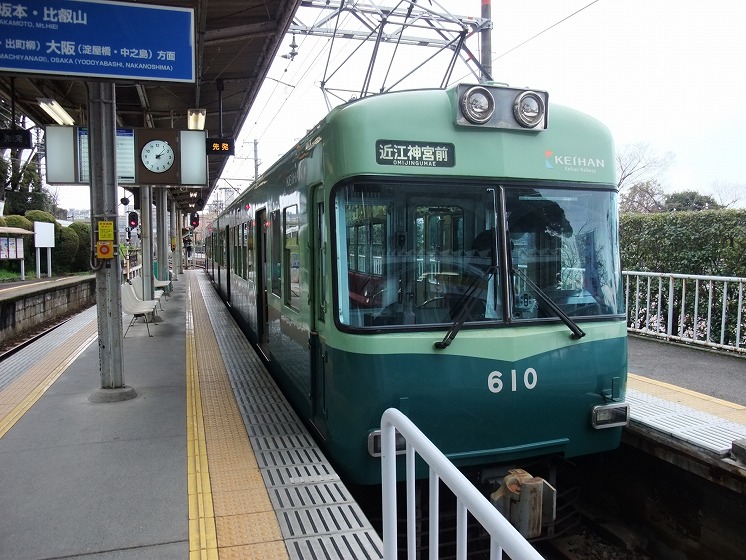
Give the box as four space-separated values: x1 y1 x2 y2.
333 182 621 330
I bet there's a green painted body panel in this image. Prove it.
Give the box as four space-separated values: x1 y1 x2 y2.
319 322 627 484
314 87 616 186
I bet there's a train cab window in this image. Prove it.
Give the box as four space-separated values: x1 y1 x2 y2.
270 210 281 297
284 205 300 310
505 187 622 319
333 182 502 329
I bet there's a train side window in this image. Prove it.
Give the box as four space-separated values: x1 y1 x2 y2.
232 225 240 276
270 210 281 296
284 205 300 310
246 220 254 283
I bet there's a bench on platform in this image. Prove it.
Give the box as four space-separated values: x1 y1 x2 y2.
153 278 172 294
121 283 158 337
130 278 164 310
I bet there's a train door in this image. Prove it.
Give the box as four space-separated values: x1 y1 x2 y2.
255 208 270 358
309 185 328 436
225 225 231 301
216 226 221 289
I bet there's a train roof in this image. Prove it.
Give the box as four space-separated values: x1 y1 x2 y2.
243 84 617 203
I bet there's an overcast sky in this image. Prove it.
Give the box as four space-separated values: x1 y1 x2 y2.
57 0 746 209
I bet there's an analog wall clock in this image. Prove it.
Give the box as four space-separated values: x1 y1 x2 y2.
140 140 175 173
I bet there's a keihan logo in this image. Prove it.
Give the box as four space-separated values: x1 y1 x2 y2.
545 150 554 169
544 149 605 172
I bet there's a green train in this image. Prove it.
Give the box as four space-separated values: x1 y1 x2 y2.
204 83 629 485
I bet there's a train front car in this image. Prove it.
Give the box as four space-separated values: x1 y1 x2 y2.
318 84 629 484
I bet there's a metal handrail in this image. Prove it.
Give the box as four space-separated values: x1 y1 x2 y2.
623 271 746 354
381 408 544 560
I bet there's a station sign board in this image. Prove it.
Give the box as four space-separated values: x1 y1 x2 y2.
0 0 195 82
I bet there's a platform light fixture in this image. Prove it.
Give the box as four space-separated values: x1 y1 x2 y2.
187 108 206 131
37 98 75 126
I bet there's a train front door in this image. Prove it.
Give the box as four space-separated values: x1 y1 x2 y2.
255 208 270 359
309 186 328 435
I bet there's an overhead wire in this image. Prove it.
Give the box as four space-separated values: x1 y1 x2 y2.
493 0 600 63
235 1 603 184
232 7 334 177
450 0 602 84
243 4 362 148
243 7 352 136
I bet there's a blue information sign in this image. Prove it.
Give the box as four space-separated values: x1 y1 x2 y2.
0 0 195 82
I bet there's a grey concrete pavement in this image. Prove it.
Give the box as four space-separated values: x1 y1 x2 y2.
627 335 745 406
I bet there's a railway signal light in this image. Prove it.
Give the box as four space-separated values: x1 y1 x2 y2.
128 211 139 228
190 212 200 227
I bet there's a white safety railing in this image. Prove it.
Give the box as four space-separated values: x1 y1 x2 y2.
624 271 746 354
381 408 544 560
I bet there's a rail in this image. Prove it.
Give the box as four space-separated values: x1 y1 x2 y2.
624 271 746 354
380 408 544 560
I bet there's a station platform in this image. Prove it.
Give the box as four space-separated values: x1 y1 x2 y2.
0 271 744 559
625 345 746 494
0 271 382 560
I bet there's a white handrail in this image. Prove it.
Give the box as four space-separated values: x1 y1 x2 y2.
381 408 544 560
623 271 746 354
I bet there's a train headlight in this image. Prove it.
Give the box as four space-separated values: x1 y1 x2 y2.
368 429 406 457
461 86 495 124
591 403 630 429
513 91 546 128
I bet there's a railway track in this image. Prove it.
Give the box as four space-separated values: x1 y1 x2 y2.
0 313 76 362
348 441 746 560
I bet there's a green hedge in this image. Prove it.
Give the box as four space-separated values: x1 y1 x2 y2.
620 209 746 277
0 212 92 277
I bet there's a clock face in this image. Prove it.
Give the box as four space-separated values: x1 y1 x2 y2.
141 140 175 173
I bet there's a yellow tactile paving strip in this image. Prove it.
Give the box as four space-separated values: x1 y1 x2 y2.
0 320 98 439
187 275 289 560
629 373 746 426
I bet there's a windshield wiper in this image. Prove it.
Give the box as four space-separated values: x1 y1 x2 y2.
512 267 586 340
434 266 496 350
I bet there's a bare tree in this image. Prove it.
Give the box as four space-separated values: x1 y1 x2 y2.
620 180 665 213
708 180 744 209
616 142 675 192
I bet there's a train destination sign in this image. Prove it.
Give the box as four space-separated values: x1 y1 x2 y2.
0 0 195 82
376 140 455 167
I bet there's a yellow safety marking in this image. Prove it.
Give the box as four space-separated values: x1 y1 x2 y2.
186 281 219 560
0 321 97 439
629 373 746 426
187 273 288 560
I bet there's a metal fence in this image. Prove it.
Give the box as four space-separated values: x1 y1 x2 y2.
624 271 746 354
381 408 544 560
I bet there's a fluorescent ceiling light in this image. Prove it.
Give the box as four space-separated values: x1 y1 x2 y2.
37 98 75 126
187 108 206 131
